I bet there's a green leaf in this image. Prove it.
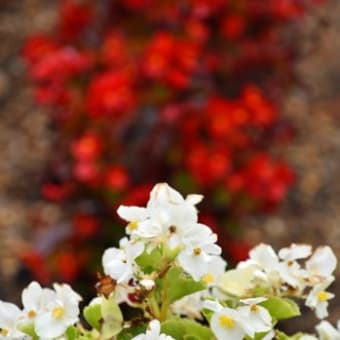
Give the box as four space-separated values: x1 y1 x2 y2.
83 303 102 330
161 318 213 340
117 325 147 340
135 246 163 273
184 336 201 340
161 267 206 304
276 331 306 340
101 296 123 339
19 322 38 340
260 297 300 320
65 326 78 340
201 308 214 323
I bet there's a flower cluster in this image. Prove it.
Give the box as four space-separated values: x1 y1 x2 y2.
21 0 323 283
0 183 339 340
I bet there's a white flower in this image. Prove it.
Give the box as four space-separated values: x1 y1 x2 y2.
21 282 55 322
131 320 175 340
117 183 202 242
248 244 280 273
0 301 27 339
102 239 144 284
306 246 337 278
35 284 82 339
306 278 335 319
315 320 340 340
178 226 221 281
237 299 272 338
204 301 249 340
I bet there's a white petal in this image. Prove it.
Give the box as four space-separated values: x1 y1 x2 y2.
150 183 184 204
249 244 279 271
0 301 22 329
306 246 337 277
35 312 67 339
316 321 340 340
203 300 223 312
279 244 312 261
117 206 148 222
22 282 43 312
185 194 203 205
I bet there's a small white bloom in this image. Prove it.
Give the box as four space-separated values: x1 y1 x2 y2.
35 284 82 339
249 244 280 273
237 302 272 338
131 319 175 340
117 183 202 242
306 278 335 319
0 301 27 339
21 281 55 322
178 227 221 281
102 240 144 283
315 320 340 340
208 304 247 340
278 244 312 261
306 246 337 278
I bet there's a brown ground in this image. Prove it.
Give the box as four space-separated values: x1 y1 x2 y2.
0 0 340 333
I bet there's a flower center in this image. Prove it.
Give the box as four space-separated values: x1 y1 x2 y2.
127 221 138 231
1 329 8 336
317 290 330 302
250 304 259 312
193 247 201 256
28 310 37 318
169 225 177 233
202 273 214 283
52 306 65 319
218 315 235 329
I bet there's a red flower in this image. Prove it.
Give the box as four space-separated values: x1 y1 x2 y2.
71 133 103 162
73 213 100 239
220 14 246 40
41 182 73 202
104 166 130 192
30 47 93 82
59 0 93 41
55 251 80 282
86 71 136 118
22 35 59 64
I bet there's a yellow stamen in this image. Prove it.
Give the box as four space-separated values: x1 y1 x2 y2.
202 273 214 283
193 247 201 256
250 304 259 312
127 221 138 231
1 329 8 336
318 291 330 302
218 315 235 329
28 310 36 319
52 306 64 319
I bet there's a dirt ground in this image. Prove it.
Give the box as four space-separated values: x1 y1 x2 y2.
0 0 340 333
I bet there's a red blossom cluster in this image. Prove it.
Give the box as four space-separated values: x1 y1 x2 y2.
21 0 322 284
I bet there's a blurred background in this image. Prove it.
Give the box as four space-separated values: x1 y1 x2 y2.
0 0 340 333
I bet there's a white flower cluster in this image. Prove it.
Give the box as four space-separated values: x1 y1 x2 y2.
0 183 338 340
103 183 224 290
219 243 337 319
0 282 81 339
